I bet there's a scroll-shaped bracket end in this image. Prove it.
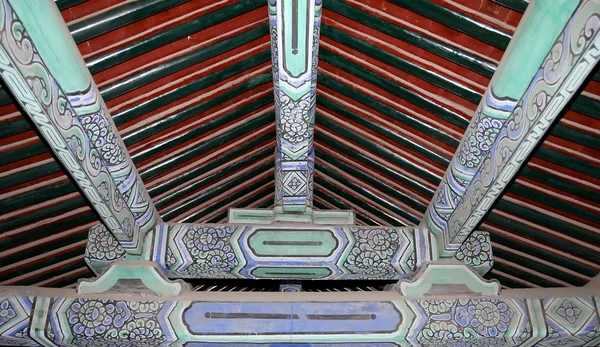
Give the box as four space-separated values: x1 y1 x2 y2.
392 261 501 297
77 260 191 296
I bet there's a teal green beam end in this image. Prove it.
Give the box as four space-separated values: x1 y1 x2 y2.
422 0 600 257
0 0 161 256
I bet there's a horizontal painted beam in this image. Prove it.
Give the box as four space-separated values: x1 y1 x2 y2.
490 0 529 13
69 0 189 43
389 0 512 49
86 0 265 74
0 285 598 345
87 222 434 279
86 220 494 279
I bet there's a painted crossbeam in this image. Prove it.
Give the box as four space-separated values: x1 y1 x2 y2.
1 285 599 345
88 223 431 280
86 224 494 280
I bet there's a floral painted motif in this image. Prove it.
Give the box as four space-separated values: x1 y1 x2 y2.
454 231 491 268
420 300 455 315
455 299 512 337
79 113 126 166
343 228 400 279
421 321 463 342
279 93 313 143
65 299 164 346
418 298 514 344
87 225 126 261
180 226 238 277
475 117 503 151
557 300 582 324
0 300 15 326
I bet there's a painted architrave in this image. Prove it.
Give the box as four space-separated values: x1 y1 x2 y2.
0 286 599 345
422 0 600 257
87 222 494 279
122 223 435 280
0 0 161 255
271 0 321 212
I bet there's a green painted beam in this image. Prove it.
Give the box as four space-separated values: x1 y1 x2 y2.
3 0 161 255
113 50 271 125
320 48 469 128
86 0 264 74
69 0 190 43
55 0 88 11
489 0 529 13
324 0 497 77
101 24 269 100
389 0 511 50
316 111 600 269
166 162 274 221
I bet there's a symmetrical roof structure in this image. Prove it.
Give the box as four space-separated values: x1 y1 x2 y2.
0 0 599 291
0 0 598 345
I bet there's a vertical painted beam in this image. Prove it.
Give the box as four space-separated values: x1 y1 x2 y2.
270 0 321 213
0 0 161 256
422 0 600 257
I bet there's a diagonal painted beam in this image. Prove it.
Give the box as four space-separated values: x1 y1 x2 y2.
422 0 600 257
271 0 320 213
0 0 161 255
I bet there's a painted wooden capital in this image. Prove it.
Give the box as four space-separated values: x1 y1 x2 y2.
77 261 191 296
0 0 161 256
393 261 501 297
271 0 321 212
422 0 600 257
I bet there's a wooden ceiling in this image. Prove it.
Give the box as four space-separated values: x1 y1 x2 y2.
0 0 598 289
